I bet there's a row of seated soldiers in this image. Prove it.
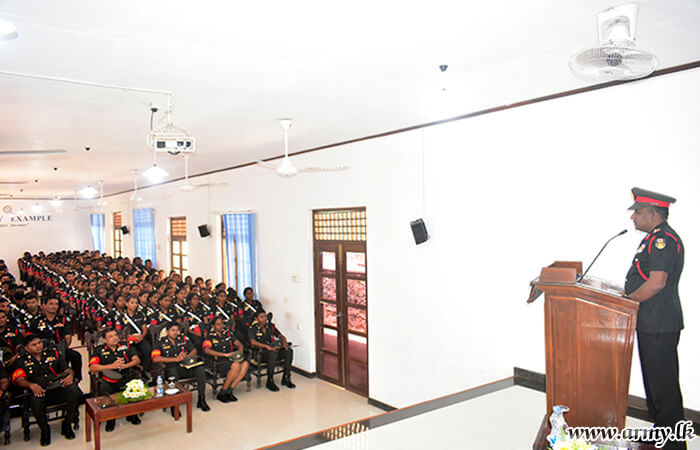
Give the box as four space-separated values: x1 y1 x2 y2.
0 251 295 446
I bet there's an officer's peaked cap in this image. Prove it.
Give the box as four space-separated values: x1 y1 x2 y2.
628 187 676 210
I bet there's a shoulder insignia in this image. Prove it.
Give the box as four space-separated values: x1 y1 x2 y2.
655 238 666 250
652 228 661 234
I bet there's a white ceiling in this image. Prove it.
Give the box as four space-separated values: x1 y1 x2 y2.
1 0 699 198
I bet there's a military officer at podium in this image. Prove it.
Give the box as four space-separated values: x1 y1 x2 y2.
624 187 686 450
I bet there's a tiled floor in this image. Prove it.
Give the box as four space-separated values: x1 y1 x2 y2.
6 345 382 450
309 387 700 450
8 349 697 450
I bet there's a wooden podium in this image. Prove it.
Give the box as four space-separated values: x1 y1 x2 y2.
528 261 640 449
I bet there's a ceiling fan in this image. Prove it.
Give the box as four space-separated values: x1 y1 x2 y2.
0 180 30 185
0 149 68 156
180 155 228 191
255 119 349 177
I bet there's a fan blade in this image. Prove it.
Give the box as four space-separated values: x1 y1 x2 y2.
0 149 68 155
255 159 279 170
298 165 350 173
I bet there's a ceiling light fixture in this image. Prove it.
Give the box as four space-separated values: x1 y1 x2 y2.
97 180 108 206
31 202 43 213
130 170 143 202
143 150 168 183
80 185 98 199
0 18 18 40
49 197 63 207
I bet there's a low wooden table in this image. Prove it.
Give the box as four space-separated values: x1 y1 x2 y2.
85 383 192 450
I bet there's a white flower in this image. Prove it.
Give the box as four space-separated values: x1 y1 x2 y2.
552 438 595 450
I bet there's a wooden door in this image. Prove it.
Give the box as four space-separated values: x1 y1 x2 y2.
313 208 368 396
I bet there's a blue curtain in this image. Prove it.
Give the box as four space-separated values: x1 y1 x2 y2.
90 213 106 254
222 213 256 294
133 208 157 267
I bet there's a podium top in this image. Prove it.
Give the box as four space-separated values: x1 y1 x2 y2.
527 261 627 304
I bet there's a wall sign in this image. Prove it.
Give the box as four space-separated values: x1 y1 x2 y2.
0 205 53 228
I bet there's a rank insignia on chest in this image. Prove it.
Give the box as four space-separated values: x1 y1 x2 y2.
655 238 666 250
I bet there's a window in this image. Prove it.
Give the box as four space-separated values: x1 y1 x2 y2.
90 214 106 254
113 212 123 258
313 209 366 241
170 217 188 277
133 208 157 267
221 213 256 294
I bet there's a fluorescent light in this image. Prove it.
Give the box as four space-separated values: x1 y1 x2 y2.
49 197 63 207
0 19 18 40
143 163 168 183
80 185 98 199
130 193 143 202
31 203 43 213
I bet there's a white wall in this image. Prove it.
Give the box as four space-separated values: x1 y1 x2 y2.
91 68 699 410
0 200 93 278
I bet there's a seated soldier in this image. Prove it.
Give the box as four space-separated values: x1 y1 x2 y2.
0 310 23 370
29 297 83 382
242 287 264 315
88 328 142 431
202 316 249 403
123 296 151 372
151 322 210 411
12 334 82 446
0 361 9 445
248 310 295 392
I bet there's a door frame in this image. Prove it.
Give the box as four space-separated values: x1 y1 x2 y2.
312 207 368 396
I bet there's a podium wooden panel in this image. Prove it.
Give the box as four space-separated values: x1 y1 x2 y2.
528 261 639 433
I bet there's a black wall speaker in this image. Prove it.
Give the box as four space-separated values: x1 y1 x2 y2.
410 218 429 245
120 226 129 235
198 224 210 238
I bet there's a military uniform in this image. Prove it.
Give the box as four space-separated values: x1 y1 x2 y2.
624 188 686 450
0 324 23 370
11 345 81 439
29 313 82 381
100 309 126 333
123 310 152 371
248 320 293 387
148 307 179 327
151 334 206 398
202 329 243 375
213 301 241 323
89 342 140 391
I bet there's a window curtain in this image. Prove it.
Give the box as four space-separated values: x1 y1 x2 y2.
222 213 257 294
90 213 106 254
133 208 157 267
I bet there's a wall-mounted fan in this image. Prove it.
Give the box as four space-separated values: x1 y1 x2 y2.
255 119 349 177
570 3 658 82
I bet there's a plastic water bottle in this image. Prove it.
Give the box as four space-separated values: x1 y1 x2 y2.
156 376 164 397
547 404 570 445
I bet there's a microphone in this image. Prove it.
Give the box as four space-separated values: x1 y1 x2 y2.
577 229 628 282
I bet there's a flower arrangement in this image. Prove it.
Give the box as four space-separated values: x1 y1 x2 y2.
551 438 596 450
115 379 152 404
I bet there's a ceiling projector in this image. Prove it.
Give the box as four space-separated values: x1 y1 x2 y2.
148 130 195 155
